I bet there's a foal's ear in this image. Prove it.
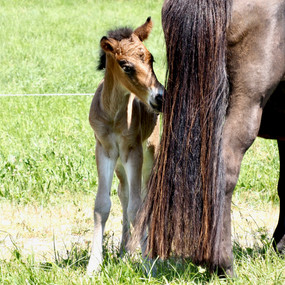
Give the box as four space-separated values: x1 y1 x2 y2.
134 17 153 41
100 36 118 54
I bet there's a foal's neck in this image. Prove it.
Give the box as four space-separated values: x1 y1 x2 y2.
101 56 130 117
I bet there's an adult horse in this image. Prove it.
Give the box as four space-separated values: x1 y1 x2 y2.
137 0 285 276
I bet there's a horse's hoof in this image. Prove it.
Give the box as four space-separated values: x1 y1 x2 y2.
217 265 235 278
142 258 157 277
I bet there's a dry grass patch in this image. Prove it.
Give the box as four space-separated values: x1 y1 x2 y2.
0 193 280 263
0 193 123 263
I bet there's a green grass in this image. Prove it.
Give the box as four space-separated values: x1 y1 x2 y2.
0 0 165 203
0 95 95 203
0 0 283 284
236 139 280 204
1 235 284 284
0 0 166 94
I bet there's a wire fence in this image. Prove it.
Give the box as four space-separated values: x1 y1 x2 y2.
0 93 93 97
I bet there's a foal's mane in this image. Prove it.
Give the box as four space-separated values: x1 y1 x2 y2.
97 27 133 70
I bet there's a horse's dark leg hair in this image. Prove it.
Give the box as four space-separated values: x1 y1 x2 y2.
219 98 263 275
273 140 285 253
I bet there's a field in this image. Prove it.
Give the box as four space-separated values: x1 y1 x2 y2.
0 0 284 284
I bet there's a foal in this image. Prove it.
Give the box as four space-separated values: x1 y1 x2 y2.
87 18 163 274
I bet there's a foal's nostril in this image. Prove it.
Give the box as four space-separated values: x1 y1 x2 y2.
149 91 163 112
154 93 163 112
155 93 163 105
155 94 162 103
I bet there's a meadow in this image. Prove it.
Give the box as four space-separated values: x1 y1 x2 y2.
0 0 284 284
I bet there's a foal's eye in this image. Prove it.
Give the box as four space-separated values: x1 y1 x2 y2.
118 60 135 75
122 65 133 73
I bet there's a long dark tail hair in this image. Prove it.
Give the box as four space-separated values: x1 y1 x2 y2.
135 0 232 271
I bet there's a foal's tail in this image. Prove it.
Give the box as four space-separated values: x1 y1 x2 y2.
135 0 232 271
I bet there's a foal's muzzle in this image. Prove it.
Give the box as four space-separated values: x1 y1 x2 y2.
149 86 164 113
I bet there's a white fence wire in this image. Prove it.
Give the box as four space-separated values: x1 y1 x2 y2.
0 93 93 97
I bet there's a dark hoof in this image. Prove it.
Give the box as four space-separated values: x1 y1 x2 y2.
217 266 236 278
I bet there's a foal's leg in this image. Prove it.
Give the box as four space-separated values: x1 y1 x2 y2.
140 140 159 274
138 143 156 257
124 145 143 225
87 142 116 274
219 99 263 275
273 140 285 253
122 144 144 248
142 120 159 199
115 164 130 254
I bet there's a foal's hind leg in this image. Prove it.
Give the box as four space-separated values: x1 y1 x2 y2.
87 142 117 274
122 144 144 247
142 121 159 199
140 138 160 275
273 140 285 253
115 164 130 255
140 127 160 256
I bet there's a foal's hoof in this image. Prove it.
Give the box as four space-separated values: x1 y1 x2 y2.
86 260 102 277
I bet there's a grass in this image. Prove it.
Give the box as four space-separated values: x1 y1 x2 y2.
0 95 95 203
236 139 280 204
0 0 166 94
1 234 284 284
0 0 283 284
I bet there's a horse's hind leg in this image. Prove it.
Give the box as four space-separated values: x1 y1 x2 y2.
115 164 130 255
87 142 116 275
220 97 264 276
273 140 285 253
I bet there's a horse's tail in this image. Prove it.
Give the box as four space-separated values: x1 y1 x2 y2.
136 0 232 271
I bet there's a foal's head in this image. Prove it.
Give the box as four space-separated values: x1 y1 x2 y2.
99 17 163 112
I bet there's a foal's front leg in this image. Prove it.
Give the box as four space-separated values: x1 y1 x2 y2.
87 142 116 275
